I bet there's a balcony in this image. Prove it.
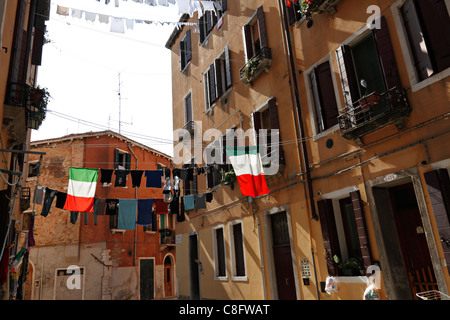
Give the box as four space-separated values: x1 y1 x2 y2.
303 0 343 17
159 229 175 246
338 87 411 144
239 47 272 85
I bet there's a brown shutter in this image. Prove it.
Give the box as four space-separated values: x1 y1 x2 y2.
336 45 359 110
179 39 186 70
400 0 434 81
252 111 261 148
215 58 223 98
233 223 245 276
256 6 268 49
224 45 232 89
316 61 338 129
31 27 45 66
424 169 450 273
243 24 254 60
310 67 325 132
350 190 372 274
268 98 285 165
317 199 341 276
209 63 216 106
199 16 205 43
372 16 402 92
286 1 296 25
414 0 450 74
185 29 191 63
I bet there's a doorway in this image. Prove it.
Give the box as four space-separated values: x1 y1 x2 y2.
164 256 173 297
189 233 200 300
270 211 296 300
140 258 154 300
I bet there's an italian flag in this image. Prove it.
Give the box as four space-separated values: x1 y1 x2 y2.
63 168 99 212
225 146 269 198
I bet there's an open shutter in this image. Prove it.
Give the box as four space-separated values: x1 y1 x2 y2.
185 29 191 64
114 149 120 169
215 58 223 98
256 5 268 49
209 63 216 106
317 199 341 276
316 61 339 129
268 98 285 165
251 111 261 147
400 0 434 81
206 11 213 34
125 153 131 170
179 40 185 70
336 45 359 110
310 67 325 132
224 45 232 89
199 16 205 43
350 190 372 274
424 169 450 273
414 0 450 74
243 24 254 61
372 16 402 92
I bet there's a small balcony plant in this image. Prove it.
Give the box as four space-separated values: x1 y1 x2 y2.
333 255 364 276
221 168 237 189
29 85 51 108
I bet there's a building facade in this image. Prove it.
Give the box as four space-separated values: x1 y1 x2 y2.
0 0 50 300
166 0 450 300
22 131 175 300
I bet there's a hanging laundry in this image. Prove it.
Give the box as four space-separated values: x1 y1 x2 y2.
64 168 99 213
105 199 119 215
145 0 157 6
169 195 179 215
100 168 113 186
84 11 97 22
186 168 194 181
183 194 194 210
33 185 44 204
194 193 206 210
154 198 168 214
205 192 213 203
137 199 154 226
41 187 57 217
118 199 137 230
200 1 216 15
56 5 69 16
71 9 83 19
110 17 125 33
114 169 129 187
177 196 186 221
115 0 120 7
158 0 169 6
28 215 35 247
98 14 110 24
130 170 144 188
55 191 67 209
192 0 203 18
177 0 194 16
125 18 135 30
94 198 106 215
70 211 79 224
145 170 163 188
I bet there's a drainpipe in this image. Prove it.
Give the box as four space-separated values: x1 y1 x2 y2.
277 0 318 221
127 143 138 266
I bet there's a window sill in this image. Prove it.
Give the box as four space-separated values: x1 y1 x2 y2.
181 61 191 74
214 276 228 281
411 67 450 93
313 124 340 142
110 229 126 234
231 276 248 282
334 275 370 284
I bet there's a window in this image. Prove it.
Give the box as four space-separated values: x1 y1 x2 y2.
205 129 234 189
229 220 246 279
183 159 197 196
400 0 450 82
180 30 191 71
251 97 285 169
184 91 193 124
317 190 372 276
28 161 40 178
199 0 227 44
213 226 227 279
242 6 268 62
114 149 131 170
286 0 304 25
204 46 232 111
336 16 402 113
309 60 339 133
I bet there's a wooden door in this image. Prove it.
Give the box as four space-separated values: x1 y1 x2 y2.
164 256 172 297
140 259 154 300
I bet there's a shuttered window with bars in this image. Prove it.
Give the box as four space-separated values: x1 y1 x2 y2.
179 29 191 71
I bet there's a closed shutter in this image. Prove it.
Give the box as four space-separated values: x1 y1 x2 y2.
268 98 285 165
316 61 338 129
336 45 359 110
206 11 213 34
185 29 191 63
400 0 434 81
199 16 205 43
215 58 223 98
125 153 131 170
31 27 45 66
114 149 120 169
424 169 450 273
252 111 261 147
317 199 341 276
372 16 402 92
256 6 268 49
350 190 372 273
286 1 296 25
224 45 232 89
243 24 254 60
0 0 6 48
179 40 185 70
415 0 450 74
209 63 216 106
310 67 325 132
233 223 245 276
221 0 227 11
216 228 226 276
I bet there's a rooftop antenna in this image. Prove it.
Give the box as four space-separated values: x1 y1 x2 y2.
115 71 131 134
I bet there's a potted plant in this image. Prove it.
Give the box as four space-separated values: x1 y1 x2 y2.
333 255 363 276
242 57 260 82
221 169 237 189
29 85 51 108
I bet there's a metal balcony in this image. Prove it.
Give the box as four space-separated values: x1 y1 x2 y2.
338 87 411 143
306 0 343 16
239 47 272 85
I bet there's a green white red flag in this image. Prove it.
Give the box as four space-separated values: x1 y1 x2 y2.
225 146 269 198
63 168 98 212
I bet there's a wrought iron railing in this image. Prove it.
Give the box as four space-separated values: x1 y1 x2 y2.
305 0 343 16
239 47 272 85
338 87 411 141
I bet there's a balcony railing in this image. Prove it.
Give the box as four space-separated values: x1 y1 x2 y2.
160 229 175 246
239 47 272 85
305 0 343 16
338 87 411 142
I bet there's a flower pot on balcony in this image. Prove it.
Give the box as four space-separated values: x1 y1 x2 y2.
359 92 381 109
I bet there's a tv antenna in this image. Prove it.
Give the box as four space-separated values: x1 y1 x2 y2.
113 72 132 134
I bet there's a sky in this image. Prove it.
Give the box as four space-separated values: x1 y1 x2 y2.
32 0 181 156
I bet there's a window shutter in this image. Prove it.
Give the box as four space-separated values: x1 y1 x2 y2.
350 190 372 274
256 5 268 49
233 223 245 276
209 63 216 106
286 1 296 25
316 61 338 129
114 149 120 169
215 58 223 98
206 11 213 34
179 40 185 70
424 169 450 273
199 16 205 43
251 111 261 147
414 0 450 74
268 98 285 165
310 67 325 132
186 29 191 63
221 0 227 12
400 0 434 81
125 153 131 170
243 24 254 61
31 27 45 66
336 45 359 110
372 16 402 92
224 45 232 89
317 199 341 276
